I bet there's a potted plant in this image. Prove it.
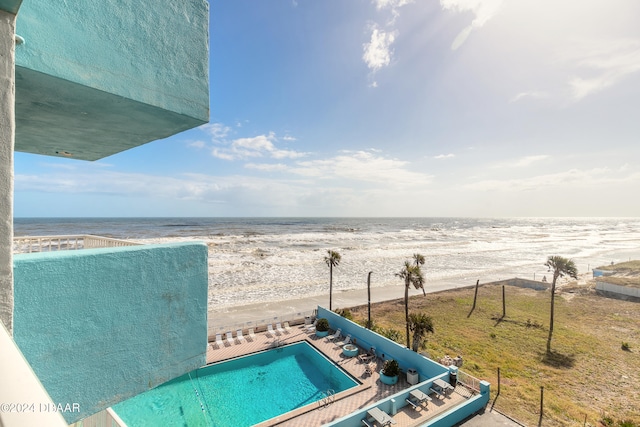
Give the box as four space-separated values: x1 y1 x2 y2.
315 318 330 337
380 359 400 385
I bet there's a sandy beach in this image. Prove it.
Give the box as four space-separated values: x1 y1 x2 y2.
207 271 597 335
208 276 491 333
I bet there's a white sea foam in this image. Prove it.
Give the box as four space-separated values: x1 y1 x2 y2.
15 217 640 309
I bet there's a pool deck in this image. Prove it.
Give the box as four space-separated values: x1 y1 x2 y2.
207 324 474 427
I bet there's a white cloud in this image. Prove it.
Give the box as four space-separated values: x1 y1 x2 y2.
562 38 640 100
363 0 415 86
363 26 397 72
200 122 231 140
245 163 288 172
434 153 455 159
291 151 433 188
465 167 640 192
188 140 206 149
440 0 505 50
209 131 308 161
510 91 550 103
374 0 414 10
488 155 549 171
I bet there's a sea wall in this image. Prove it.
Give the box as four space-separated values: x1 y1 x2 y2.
12 242 208 423
596 281 640 301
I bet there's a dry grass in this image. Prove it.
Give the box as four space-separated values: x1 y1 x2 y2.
346 283 640 427
596 260 640 272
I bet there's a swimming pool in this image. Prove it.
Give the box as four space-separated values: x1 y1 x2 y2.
112 341 358 427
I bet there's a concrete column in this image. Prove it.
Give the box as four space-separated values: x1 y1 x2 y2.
0 10 16 334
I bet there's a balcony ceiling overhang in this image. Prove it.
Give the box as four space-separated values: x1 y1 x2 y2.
15 68 207 161
0 0 22 14
13 0 210 161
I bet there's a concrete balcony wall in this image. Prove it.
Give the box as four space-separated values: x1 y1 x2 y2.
14 0 209 160
12 242 209 424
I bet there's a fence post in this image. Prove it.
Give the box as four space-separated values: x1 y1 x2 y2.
497 367 501 395
502 285 506 318
539 385 544 426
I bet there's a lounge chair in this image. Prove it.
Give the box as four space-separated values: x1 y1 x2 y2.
214 334 224 349
266 324 275 337
361 419 374 427
336 334 351 347
276 322 285 335
305 319 317 332
248 328 256 341
226 331 234 344
283 322 291 333
236 329 245 344
326 328 342 342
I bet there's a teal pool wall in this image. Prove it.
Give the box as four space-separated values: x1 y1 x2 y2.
12 242 209 423
326 381 490 427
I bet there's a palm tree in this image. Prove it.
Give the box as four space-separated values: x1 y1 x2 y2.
409 312 435 352
324 250 341 310
396 260 425 348
413 253 425 268
545 255 578 354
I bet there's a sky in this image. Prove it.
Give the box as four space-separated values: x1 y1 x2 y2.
13 0 640 217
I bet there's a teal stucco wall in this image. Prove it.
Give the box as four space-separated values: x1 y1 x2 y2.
13 0 209 160
13 242 209 423
15 0 209 121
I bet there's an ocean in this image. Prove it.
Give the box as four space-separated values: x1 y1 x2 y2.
13 217 640 309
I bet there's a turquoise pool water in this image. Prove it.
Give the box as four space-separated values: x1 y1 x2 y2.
113 342 358 427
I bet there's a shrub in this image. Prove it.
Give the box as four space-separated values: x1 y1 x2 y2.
621 342 631 351
382 359 400 377
316 318 329 332
334 308 353 320
373 326 403 343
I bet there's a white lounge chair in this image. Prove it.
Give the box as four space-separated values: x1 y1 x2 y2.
266 324 275 337
226 331 234 344
306 319 317 333
326 328 342 342
336 334 351 347
276 322 284 335
236 329 245 344
283 322 291 333
214 334 224 349
248 328 256 341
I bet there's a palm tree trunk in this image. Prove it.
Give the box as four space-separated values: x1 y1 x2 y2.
405 278 410 349
546 273 559 354
329 264 333 310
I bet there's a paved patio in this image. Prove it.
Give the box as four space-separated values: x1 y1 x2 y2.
207 323 477 427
